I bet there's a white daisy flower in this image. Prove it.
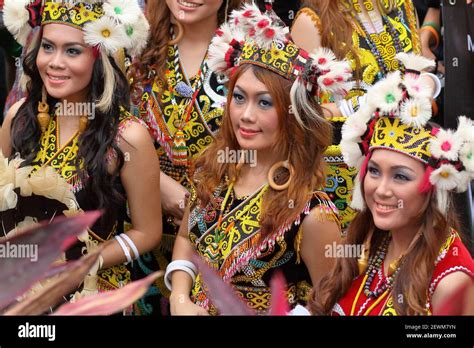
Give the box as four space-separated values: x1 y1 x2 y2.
83 16 127 54
429 164 461 191
317 60 352 95
456 170 473 193
399 97 432 128
367 71 403 113
3 0 30 35
310 47 337 71
460 142 474 172
103 0 142 24
403 74 433 99
396 52 435 72
430 129 462 161
342 107 373 142
124 14 150 56
456 116 474 143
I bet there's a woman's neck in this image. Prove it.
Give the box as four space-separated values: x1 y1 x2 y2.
383 224 422 275
178 16 218 46
173 17 218 77
234 150 286 196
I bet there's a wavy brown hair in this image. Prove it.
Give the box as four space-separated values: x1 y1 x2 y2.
309 187 461 315
300 0 398 80
129 0 243 100
192 64 332 238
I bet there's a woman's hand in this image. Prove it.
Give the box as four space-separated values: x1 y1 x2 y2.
160 171 188 226
170 294 209 315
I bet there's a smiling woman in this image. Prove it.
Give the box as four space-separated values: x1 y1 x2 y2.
128 0 243 316
310 53 474 316
36 25 95 104
0 0 162 306
166 2 352 315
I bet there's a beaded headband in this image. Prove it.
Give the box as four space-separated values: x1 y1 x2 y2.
3 0 149 57
208 2 351 129
208 2 352 97
341 53 474 213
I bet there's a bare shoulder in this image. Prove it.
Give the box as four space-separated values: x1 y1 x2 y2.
4 98 26 124
432 271 474 314
291 7 322 35
301 205 342 242
117 120 153 151
291 8 322 53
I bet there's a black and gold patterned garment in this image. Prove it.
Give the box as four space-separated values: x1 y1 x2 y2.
131 41 227 315
0 108 139 294
294 0 420 229
188 182 339 315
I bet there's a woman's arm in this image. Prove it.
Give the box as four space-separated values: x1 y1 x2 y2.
431 271 474 315
160 170 188 225
300 208 343 289
100 121 162 269
169 205 209 315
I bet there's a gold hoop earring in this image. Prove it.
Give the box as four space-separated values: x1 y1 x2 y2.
37 86 50 132
268 160 294 191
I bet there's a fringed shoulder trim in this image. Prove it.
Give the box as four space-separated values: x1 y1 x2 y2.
295 191 340 263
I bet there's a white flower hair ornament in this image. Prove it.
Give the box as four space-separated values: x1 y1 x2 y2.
3 0 149 58
207 2 352 129
340 53 474 214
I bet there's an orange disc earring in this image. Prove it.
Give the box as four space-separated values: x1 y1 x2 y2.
37 86 50 132
267 160 294 191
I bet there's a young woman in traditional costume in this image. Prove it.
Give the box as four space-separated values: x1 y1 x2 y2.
291 0 441 230
165 2 353 315
128 0 243 315
0 0 162 300
310 53 474 315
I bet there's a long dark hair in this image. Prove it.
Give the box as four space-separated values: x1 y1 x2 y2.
10 31 129 212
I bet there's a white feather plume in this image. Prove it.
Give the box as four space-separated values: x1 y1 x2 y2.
396 52 435 72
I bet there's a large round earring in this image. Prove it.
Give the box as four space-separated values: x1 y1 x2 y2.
37 86 50 132
268 160 294 191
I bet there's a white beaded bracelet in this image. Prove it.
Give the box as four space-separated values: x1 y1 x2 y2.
115 235 132 264
119 233 139 260
164 260 198 291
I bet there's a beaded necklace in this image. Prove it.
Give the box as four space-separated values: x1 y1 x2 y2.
350 234 395 315
351 229 422 315
351 0 404 79
167 30 208 167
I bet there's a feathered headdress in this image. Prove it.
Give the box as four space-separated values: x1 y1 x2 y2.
341 53 474 214
3 0 149 57
207 2 352 128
